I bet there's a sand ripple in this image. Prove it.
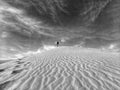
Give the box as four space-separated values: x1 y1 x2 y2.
0 47 120 90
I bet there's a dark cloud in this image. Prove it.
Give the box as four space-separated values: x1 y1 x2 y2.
0 0 120 53
3 0 111 26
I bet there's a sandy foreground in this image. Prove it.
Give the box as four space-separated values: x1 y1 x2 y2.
0 47 120 90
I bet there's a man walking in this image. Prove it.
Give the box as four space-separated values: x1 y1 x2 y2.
55 41 59 47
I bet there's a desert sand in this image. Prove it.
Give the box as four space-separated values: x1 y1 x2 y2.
0 47 120 90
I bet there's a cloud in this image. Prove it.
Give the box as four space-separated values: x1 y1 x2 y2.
0 0 120 50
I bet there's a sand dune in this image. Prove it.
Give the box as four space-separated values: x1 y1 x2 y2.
0 47 120 90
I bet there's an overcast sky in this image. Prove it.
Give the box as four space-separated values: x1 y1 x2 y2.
0 0 120 59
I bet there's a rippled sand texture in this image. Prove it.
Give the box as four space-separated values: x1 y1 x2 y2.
0 47 120 90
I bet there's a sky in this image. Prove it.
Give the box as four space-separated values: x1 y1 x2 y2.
0 0 120 59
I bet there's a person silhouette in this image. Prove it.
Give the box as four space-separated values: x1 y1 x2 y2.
56 41 59 47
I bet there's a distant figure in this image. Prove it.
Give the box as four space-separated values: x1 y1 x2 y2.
56 41 59 47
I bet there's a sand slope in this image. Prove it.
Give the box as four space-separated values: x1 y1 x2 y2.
0 47 120 90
